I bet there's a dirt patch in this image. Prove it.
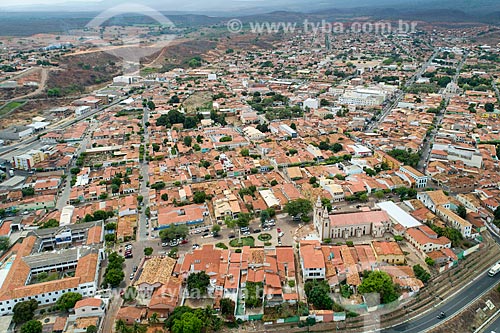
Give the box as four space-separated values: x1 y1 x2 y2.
183 297 214 309
0 86 37 100
143 39 217 72
183 91 212 113
46 52 121 96
0 98 73 128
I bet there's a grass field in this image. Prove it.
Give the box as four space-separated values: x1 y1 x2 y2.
0 101 25 116
230 236 255 247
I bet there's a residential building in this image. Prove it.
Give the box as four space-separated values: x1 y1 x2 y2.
398 165 429 188
12 150 46 170
299 240 326 280
405 225 451 254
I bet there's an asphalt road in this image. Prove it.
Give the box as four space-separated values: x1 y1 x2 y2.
367 48 439 132
137 107 150 242
385 226 500 333
484 313 500 333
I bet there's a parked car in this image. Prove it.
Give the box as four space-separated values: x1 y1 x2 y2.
129 273 135 280
133 266 138 272
277 228 282 233
228 234 236 239
192 244 200 249
202 232 209 237
161 242 168 247
180 239 188 244
278 231 285 238
253 228 261 233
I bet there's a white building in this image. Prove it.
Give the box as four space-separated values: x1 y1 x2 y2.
339 89 386 107
113 75 140 85
242 127 265 141
60 205 75 226
303 98 319 110
75 106 92 117
299 241 326 281
259 189 280 209
0 233 103 316
348 144 372 157
431 143 483 168
319 178 345 202
278 124 297 138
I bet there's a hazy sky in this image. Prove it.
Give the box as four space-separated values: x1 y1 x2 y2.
0 0 102 7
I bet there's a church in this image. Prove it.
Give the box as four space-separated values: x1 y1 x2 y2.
313 197 391 240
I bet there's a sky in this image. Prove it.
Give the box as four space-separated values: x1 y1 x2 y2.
0 0 104 8
0 0 323 11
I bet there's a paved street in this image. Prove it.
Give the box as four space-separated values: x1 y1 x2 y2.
367 48 439 132
483 312 500 333
384 271 500 333
138 106 151 242
417 50 469 172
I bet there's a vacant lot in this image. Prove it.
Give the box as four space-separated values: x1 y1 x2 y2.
0 101 25 117
183 91 212 113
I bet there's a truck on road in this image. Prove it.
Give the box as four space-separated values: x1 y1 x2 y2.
488 262 500 277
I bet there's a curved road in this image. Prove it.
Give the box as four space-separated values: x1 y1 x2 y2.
384 231 500 333
384 272 500 333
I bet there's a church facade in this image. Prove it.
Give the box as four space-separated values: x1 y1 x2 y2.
313 197 391 240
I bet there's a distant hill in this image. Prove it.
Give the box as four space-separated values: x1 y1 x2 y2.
0 0 498 36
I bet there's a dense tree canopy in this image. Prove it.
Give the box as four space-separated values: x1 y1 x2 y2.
103 252 125 288
172 312 203 333
159 225 189 241
457 205 467 219
56 292 83 311
304 280 333 310
358 271 399 304
387 149 420 167
285 198 313 218
0 237 10 251
187 271 210 296
20 320 42 333
165 306 222 333
13 299 38 324
413 264 431 283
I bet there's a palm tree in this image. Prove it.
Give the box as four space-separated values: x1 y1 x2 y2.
132 322 147 333
115 319 130 333
148 312 159 324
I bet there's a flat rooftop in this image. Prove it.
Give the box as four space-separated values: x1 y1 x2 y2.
377 201 422 229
